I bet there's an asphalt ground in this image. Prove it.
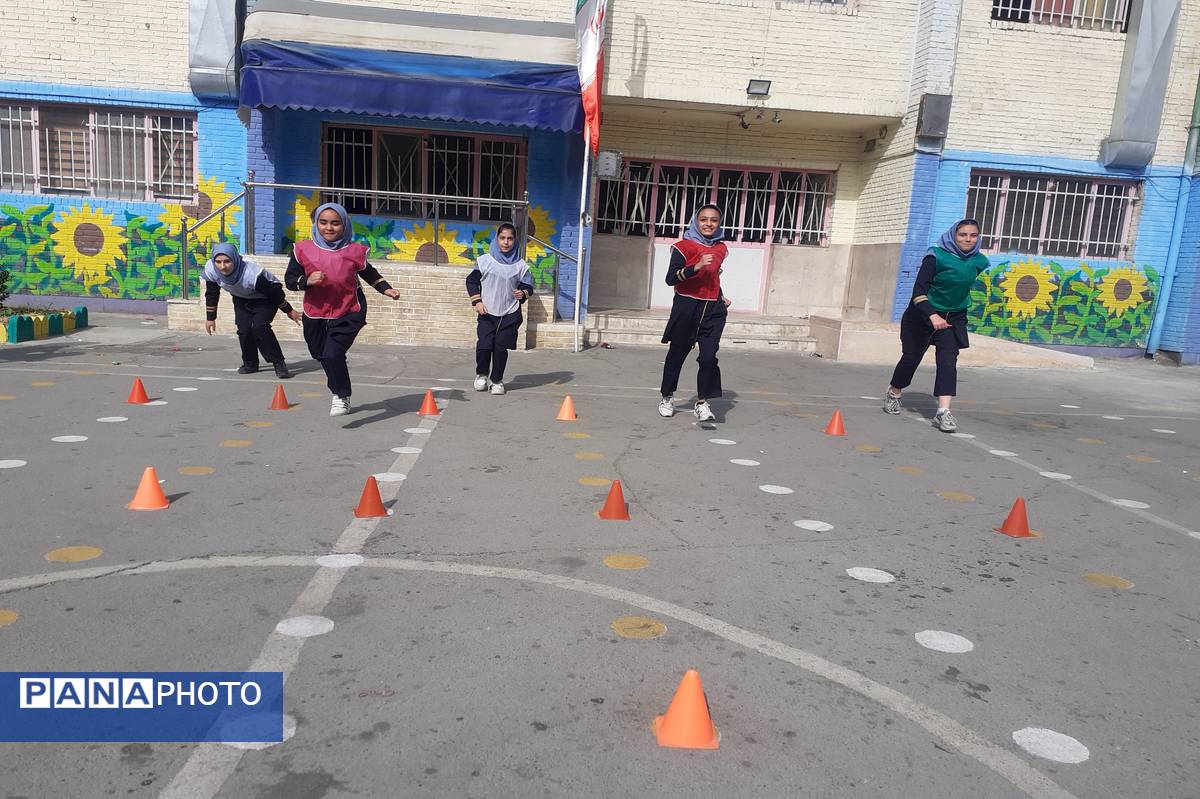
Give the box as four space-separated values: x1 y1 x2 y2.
0 313 1197 798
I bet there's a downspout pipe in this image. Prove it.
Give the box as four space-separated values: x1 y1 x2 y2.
1146 70 1200 356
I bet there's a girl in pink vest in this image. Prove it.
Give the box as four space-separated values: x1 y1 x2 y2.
285 203 400 416
658 204 732 422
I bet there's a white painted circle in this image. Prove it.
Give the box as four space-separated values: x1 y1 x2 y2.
275 615 334 638
1060 404 1080 409
391 447 422 454
51 436 88 443
437 378 456 382
429 386 451 392
1039 471 1072 480
989 450 1018 457
759 485 794 495
708 438 736 446
404 427 431 435
372 472 407 483
1011 727 1090 764
794 520 834 532
730 458 760 466
1152 428 1176 434
222 368 238 372
173 387 198 392
915 630 975 653
97 416 128 423
315 554 365 569
144 400 168 406
1102 415 1124 421
1113 499 1150 509
0 460 27 469
140 321 157 325
951 432 976 439
1188 531 1200 540
846 567 894 584
859 396 876 400
224 713 297 751
196 376 221 381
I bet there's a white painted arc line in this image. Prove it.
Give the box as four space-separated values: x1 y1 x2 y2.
14 552 1076 799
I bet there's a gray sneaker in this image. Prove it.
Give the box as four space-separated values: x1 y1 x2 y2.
658 396 676 418
933 409 957 432
882 391 902 415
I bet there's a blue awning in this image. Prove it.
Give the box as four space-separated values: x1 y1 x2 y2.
240 40 584 133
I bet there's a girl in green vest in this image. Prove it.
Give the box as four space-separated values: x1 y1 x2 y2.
883 219 989 432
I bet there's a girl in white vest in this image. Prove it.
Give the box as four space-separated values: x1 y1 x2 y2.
466 223 534 395
202 242 300 378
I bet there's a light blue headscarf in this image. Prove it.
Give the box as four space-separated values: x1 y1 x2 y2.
488 224 522 266
932 218 982 259
682 204 724 247
311 202 354 251
209 242 246 286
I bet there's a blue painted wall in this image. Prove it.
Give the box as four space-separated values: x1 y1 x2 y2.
1157 175 1200 357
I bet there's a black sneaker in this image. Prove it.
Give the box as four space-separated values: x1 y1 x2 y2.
273 362 292 379
237 365 259 375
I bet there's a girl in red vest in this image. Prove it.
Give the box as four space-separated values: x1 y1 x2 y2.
285 203 400 416
658 204 732 422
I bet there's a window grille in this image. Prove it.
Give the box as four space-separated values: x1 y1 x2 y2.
991 0 1131 32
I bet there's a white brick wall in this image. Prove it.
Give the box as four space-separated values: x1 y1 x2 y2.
1154 0 1200 165
0 0 191 92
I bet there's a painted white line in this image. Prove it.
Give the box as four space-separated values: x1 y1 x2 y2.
794 520 834 532
1012 728 1090 764
730 458 760 466
915 630 975 654
314 554 364 569
1101 415 1124 420
404 427 431 435
97 416 128 423
173 387 199 392
1112 499 1150 509
1039 472 1073 481
1151 428 1176 434
989 450 1018 457
51 436 88 443
1060 404 1080 409
951 432 976 439
846 567 894 583
372 472 407 483
0 460 27 469
196 377 221 381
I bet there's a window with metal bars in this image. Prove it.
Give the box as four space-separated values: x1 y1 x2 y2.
991 0 1131 32
0 102 196 200
965 170 1139 259
321 125 526 222
597 159 834 246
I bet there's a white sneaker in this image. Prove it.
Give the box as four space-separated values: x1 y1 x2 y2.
658 396 676 418
489 381 505 395
694 401 716 422
473 375 488 391
330 396 351 416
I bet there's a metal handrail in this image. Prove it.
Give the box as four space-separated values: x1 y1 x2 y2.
184 190 247 236
529 235 576 263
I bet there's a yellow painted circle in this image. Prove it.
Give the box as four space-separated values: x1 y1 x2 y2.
45 545 103 563
611 615 666 639
896 466 923 476
938 491 976 502
220 439 253 448
579 476 612 487
603 553 649 570
1127 454 1160 463
1083 572 1134 589
855 444 882 453
0 395 15 401
1077 437 1106 445
244 421 274 429
178 466 216 476
0 609 18 628
1032 422 1058 430
564 432 591 440
299 391 323 398
31 381 55 387
575 451 603 461
72 370 97 376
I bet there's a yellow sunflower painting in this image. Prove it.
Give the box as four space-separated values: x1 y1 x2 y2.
1095 267 1147 317
159 177 241 241
523 205 558 261
388 222 472 265
288 191 321 243
50 205 125 289
1001 260 1056 319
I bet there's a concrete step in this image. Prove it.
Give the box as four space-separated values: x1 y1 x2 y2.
584 328 816 353
588 311 810 339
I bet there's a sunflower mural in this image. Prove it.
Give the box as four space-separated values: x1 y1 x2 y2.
1095 267 1148 317
388 222 473 265
159 177 241 242
1000 260 1057 319
524 205 558 262
50 205 125 289
285 191 321 244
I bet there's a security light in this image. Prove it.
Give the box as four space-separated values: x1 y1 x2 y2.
746 79 771 97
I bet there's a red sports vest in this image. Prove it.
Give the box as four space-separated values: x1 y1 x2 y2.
294 240 369 319
671 240 728 301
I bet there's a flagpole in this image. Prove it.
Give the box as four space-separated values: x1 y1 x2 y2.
573 129 590 353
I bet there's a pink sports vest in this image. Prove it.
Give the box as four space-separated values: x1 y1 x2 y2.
294 240 369 319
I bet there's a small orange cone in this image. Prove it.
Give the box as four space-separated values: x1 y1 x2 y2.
556 395 577 421
995 497 1038 538
127 467 169 511
418 389 440 417
127 378 149 405
596 480 630 521
354 476 389 518
269 384 290 410
654 670 719 749
824 409 846 436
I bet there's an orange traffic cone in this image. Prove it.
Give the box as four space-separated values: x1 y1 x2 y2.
995 497 1038 538
269 384 290 410
127 378 149 405
418 389 440 417
596 480 630 521
556 395 577 421
127 467 169 511
354 476 389 518
824 409 846 436
654 670 719 749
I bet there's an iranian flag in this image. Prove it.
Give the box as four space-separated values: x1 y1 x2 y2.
575 0 607 153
